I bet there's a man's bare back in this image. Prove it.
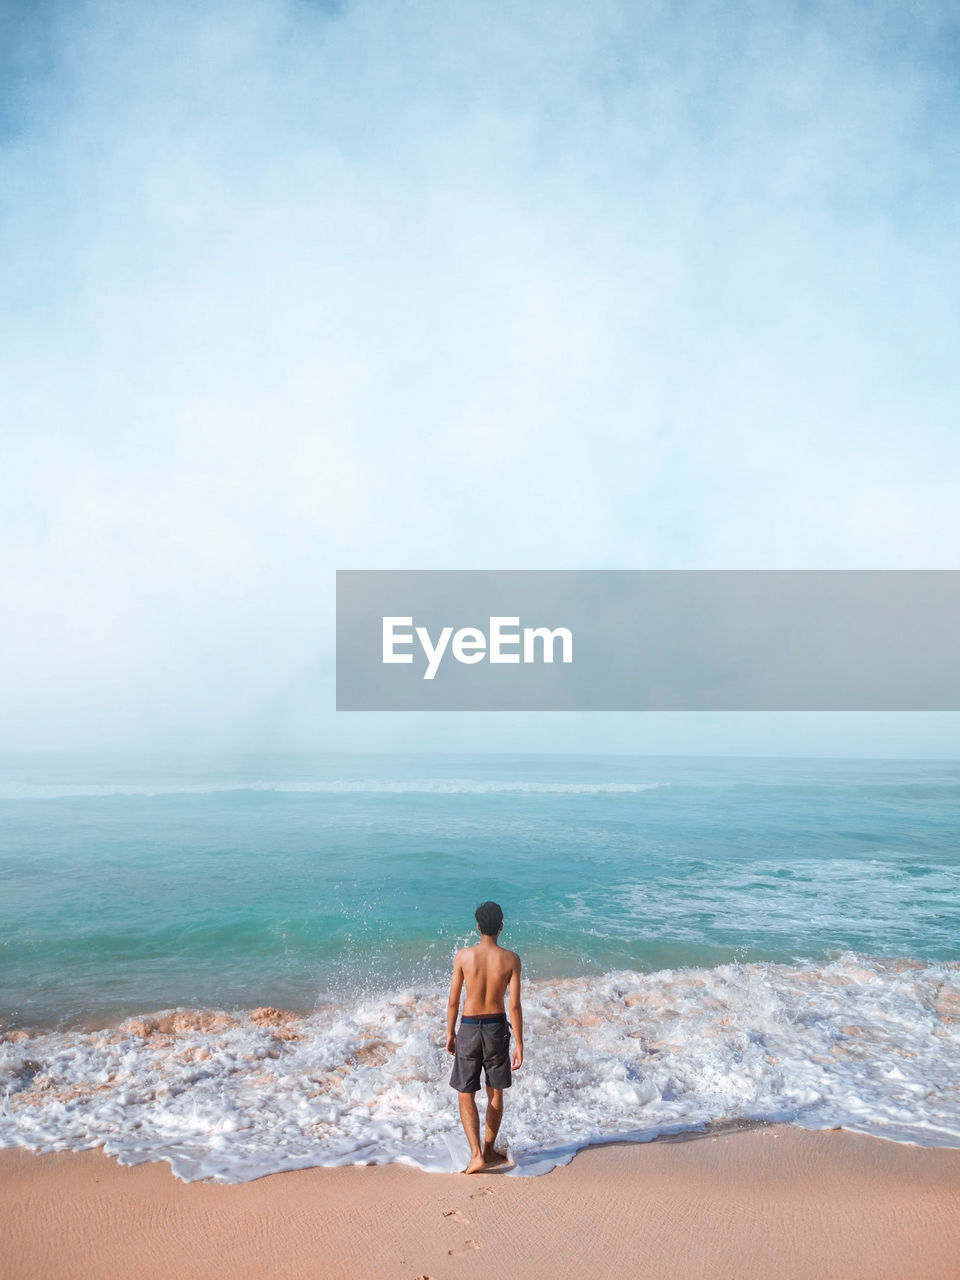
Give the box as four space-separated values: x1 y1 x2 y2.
458 941 520 1016
446 902 523 1173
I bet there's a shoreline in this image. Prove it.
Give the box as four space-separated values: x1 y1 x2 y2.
4 954 960 1182
4 1124 960 1280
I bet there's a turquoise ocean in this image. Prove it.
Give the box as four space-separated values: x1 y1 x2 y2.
1 753 959 1179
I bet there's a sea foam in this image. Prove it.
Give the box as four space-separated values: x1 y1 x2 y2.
2 954 959 1181
0 779 668 800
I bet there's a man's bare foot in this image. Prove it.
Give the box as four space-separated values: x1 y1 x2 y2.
482 1147 509 1165
462 1153 486 1174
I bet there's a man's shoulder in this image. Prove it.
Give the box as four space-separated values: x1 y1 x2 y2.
502 947 522 965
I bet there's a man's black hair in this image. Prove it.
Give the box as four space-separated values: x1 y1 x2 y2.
475 900 504 936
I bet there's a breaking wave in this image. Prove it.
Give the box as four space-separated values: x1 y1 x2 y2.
3 954 959 1182
0 779 669 800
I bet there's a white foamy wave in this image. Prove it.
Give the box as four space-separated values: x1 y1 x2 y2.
2 954 959 1182
0 779 669 800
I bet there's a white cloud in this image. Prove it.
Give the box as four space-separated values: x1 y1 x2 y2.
1 0 957 750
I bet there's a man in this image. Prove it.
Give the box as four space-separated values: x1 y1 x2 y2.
446 900 523 1174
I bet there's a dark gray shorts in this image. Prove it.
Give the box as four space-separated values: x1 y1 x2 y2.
449 1015 512 1093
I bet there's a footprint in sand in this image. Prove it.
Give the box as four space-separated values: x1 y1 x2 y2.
448 1239 481 1256
469 1186 494 1199
442 1208 471 1225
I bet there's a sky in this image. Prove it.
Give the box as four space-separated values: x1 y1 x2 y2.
1 0 959 755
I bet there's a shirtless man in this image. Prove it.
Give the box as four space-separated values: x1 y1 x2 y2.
446 901 523 1174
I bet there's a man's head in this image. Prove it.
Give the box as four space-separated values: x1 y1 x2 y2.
475 900 504 937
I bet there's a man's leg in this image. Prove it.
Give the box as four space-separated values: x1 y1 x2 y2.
483 1086 508 1164
457 1091 485 1174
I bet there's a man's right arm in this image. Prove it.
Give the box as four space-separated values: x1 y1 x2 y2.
509 954 523 1070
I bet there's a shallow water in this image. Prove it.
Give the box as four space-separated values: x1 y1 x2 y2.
2 955 959 1179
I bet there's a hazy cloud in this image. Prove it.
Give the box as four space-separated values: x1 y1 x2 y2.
1 0 958 751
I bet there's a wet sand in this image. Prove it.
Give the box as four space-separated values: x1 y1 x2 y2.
3 1124 960 1280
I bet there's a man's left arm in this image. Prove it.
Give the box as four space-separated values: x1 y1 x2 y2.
446 952 464 1053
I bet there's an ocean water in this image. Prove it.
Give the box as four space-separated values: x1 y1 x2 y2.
1 752 958 1179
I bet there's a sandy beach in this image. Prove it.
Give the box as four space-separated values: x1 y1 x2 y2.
3 1124 960 1280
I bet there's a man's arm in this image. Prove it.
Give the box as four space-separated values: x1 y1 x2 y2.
509 954 523 1070
446 951 464 1054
